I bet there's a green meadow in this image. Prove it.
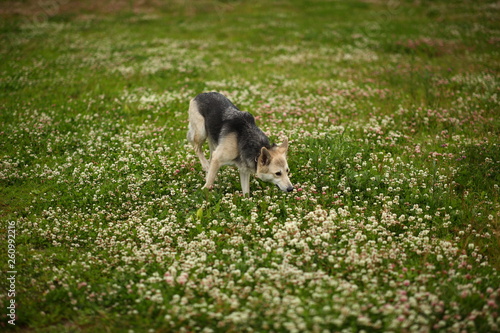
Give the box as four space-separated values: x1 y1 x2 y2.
1 0 499 331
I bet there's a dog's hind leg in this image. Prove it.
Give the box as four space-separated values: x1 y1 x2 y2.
187 100 210 171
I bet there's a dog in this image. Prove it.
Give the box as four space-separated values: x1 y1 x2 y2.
187 92 293 195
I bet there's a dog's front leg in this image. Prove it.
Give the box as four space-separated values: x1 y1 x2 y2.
239 169 250 195
203 159 220 190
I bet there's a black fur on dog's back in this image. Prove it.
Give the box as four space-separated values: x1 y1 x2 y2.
193 92 272 168
194 92 234 144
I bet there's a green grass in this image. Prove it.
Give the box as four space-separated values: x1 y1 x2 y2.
1 0 499 332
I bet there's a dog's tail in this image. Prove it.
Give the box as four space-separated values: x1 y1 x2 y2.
187 99 206 144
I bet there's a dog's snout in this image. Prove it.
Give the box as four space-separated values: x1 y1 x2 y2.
277 184 294 192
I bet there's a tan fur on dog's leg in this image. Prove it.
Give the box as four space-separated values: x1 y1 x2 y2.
239 170 250 195
203 159 220 190
203 133 239 190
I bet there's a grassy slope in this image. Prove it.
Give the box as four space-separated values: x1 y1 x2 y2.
1 0 499 332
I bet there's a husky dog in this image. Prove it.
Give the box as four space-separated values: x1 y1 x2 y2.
187 92 293 195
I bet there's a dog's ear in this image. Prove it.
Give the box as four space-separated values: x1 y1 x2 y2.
259 147 272 166
278 137 289 154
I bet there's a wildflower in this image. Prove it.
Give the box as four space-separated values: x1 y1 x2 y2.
164 273 175 285
177 272 188 285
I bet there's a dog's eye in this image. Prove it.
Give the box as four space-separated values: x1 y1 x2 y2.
275 172 282 176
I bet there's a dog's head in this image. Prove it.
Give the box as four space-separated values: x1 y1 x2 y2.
256 138 293 192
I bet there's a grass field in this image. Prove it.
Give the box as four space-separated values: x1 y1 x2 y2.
1 0 499 331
